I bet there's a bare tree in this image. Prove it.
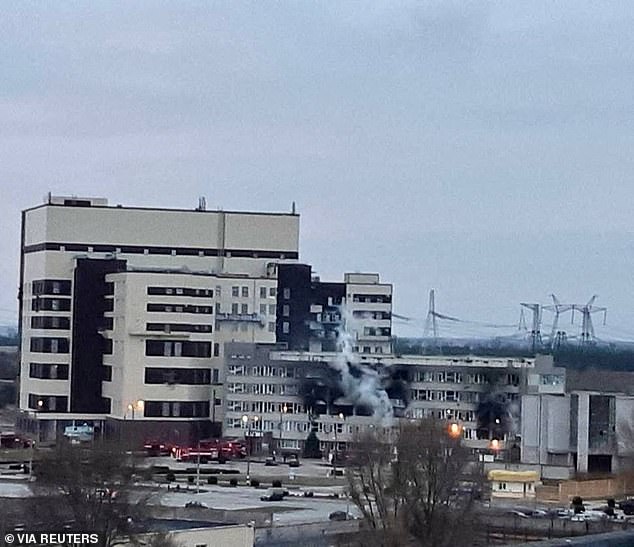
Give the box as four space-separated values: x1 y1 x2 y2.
346 419 482 547
32 440 159 547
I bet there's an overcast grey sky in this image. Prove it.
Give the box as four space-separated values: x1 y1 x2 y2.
2 1 634 340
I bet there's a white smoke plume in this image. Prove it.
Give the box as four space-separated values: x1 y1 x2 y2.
328 303 394 421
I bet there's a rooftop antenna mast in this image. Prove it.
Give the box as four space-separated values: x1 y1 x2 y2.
520 302 542 351
572 295 607 346
543 294 573 349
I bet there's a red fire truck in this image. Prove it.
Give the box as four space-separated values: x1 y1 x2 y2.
170 439 247 462
143 440 174 457
201 438 247 459
171 444 219 463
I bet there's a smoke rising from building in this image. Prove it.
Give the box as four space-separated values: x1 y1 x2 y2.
476 371 520 439
299 304 396 421
331 305 393 420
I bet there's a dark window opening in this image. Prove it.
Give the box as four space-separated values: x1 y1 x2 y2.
29 363 69 380
30 337 69 354
31 316 70 330
145 340 211 358
144 400 210 418
145 368 211 385
32 297 71 312
32 279 72 296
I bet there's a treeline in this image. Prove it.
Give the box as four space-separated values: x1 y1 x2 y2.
392 337 536 358
553 346 634 371
0 334 18 346
393 337 634 371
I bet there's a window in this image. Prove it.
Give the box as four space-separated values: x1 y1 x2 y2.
283 288 291 299
269 304 276 315
103 338 113 355
145 368 211 385
232 286 239 297
31 316 70 330
232 303 239 314
242 286 249 297
241 303 248 314
147 287 213 297
212 368 219 384
260 287 267 298
268 322 276 333
283 322 290 334
282 305 290 317
29 363 69 380
269 287 277 297
213 343 220 357
145 340 211 358
541 374 564 386
144 401 209 418
260 304 267 315
32 298 71 312
146 303 212 314
30 337 69 354
32 279 72 296
28 394 68 412
146 323 212 333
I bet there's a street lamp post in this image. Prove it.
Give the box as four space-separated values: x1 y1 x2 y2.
279 404 288 458
242 415 251 481
29 400 44 480
333 412 344 478
124 400 144 448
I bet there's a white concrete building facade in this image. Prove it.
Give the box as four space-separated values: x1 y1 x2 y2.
221 343 557 455
18 195 299 440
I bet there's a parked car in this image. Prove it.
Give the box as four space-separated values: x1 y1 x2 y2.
265 457 278 466
260 488 285 502
184 501 207 509
508 510 529 519
288 455 300 468
525 509 548 518
329 511 351 521
619 499 634 515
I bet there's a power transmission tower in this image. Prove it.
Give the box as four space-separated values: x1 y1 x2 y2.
423 289 438 341
520 303 542 351
543 294 573 349
518 308 527 331
572 295 607 346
